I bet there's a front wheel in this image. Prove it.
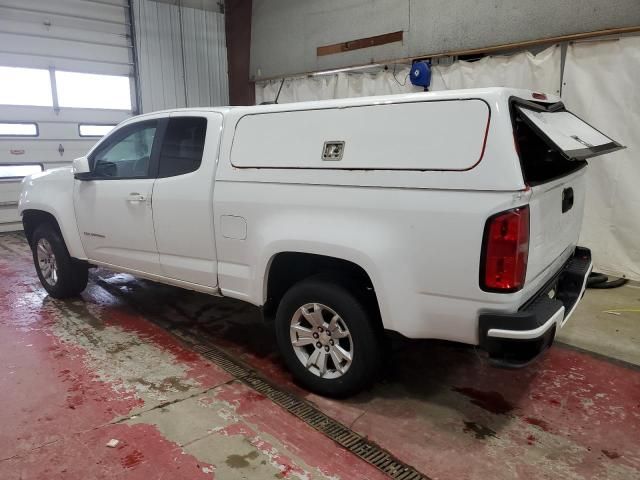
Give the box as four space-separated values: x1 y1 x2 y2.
274 278 381 397
31 224 88 299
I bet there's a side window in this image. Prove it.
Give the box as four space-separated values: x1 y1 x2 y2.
92 122 157 178
158 117 207 178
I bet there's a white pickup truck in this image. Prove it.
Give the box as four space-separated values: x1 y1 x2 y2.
19 88 623 396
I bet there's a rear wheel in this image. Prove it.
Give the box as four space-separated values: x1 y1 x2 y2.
31 224 88 299
275 278 381 397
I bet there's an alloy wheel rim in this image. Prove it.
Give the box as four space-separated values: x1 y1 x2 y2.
36 238 58 287
289 302 353 379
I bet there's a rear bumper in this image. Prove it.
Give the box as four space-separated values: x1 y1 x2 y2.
478 246 592 367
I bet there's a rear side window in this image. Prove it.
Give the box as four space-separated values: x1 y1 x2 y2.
158 117 207 178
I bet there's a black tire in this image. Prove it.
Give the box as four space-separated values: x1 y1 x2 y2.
31 224 88 299
274 278 382 397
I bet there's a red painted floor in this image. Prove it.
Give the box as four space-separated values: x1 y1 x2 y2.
97 268 640 479
1 231 639 479
187 322 640 479
0 234 385 479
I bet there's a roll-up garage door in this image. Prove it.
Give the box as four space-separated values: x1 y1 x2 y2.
0 0 136 231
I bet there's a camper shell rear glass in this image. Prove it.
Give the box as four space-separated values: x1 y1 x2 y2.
510 97 624 185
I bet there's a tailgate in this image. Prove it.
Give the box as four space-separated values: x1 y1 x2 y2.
511 97 624 284
527 168 586 283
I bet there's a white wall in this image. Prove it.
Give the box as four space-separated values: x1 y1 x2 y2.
562 37 640 280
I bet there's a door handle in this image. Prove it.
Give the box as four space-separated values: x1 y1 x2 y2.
126 192 146 203
562 187 574 213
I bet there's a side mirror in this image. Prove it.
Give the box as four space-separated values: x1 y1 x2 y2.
72 156 91 180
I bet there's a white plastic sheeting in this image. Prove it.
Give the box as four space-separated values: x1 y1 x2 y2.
563 37 640 280
256 68 418 104
430 46 562 94
255 46 561 103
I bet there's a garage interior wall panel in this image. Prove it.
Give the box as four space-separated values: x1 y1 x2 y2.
133 0 229 112
562 37 640 281
0 0 135 232
250 0 640 80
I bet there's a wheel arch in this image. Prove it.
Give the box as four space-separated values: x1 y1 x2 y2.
22 210 60 245
262 251 384 331
21 208 85 259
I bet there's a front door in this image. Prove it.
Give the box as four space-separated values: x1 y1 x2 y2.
74 119 163 275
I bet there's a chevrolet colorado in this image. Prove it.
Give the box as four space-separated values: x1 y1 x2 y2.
19 88 623 396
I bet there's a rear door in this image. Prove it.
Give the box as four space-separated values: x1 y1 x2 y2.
151 112 222 288
512 99 624 284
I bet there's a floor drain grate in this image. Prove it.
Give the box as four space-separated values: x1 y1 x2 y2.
95 276 429 480
190 340 429 480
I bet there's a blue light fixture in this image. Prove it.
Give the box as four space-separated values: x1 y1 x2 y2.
409 60 432 90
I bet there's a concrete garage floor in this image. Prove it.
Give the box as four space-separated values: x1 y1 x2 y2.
1 232 639 479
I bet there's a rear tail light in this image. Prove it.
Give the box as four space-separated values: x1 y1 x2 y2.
480 206 530 292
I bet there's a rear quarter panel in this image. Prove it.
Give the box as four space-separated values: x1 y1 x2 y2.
213 90 562 344
214 180 534 343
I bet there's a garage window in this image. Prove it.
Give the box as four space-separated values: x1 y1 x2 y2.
79 124 116 137
56 71 132 110
0 164 43 180
0 122 38 136
0 66 52 107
